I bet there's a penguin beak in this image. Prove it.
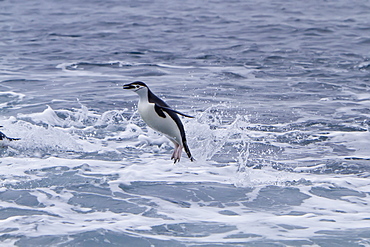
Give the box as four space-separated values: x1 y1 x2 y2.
123 84 135 90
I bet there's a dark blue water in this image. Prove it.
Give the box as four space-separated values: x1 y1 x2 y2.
1 0 370 246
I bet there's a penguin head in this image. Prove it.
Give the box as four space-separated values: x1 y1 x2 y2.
123 81 148 93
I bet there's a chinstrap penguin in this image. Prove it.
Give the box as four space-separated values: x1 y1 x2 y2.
123 81 195 163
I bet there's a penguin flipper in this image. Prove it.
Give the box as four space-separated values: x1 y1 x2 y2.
154 104 167 118
158 105 195 118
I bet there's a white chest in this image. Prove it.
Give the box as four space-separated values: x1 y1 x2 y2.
137 101 182 144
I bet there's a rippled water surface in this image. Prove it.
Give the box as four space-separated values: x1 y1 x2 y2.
1 0 370 246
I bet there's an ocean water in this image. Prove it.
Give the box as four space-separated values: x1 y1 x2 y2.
1 0 370 246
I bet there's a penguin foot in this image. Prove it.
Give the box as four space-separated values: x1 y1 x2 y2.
171 144 195 163
171 157 180 164
171 145 183 163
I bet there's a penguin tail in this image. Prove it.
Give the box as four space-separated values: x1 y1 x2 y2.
183 140 195 162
